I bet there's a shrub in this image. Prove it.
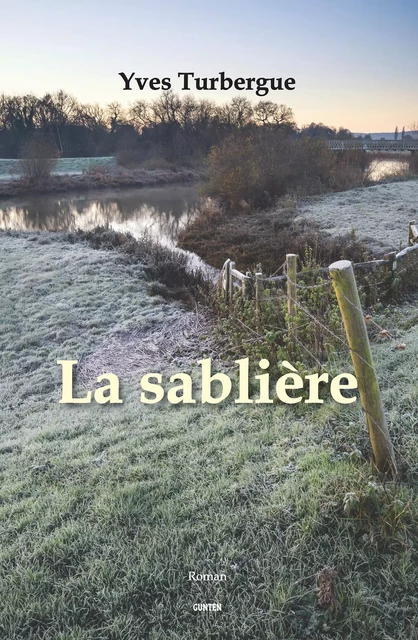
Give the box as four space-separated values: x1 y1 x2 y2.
140 156 178 171
331 150 367 190
343 482 415 542
205 129 366 209
410 152 418 174
115 147 145 168
17 134 60 186
116 148 179 172
209 250 344 372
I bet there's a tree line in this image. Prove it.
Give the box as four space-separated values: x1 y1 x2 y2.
0 90 355 162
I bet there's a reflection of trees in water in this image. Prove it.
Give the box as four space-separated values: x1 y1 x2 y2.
0 185 203 242
0 197 77 231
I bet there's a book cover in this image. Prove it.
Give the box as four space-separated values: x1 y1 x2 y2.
1 2 417 638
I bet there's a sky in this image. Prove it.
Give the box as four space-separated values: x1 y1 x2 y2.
1 0 417 132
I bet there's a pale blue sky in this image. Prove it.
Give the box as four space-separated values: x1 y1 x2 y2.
2 0 417 130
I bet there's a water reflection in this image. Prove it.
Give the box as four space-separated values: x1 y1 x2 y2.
368 158 409 181
0 183 204 247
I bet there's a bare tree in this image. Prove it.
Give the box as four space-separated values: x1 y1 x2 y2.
107 102 126 132
178 95 199 128
76 103 107 130
253 101 295 128
220 96 253 128
129 100 152 131
195 98 217 125
151 90 182 124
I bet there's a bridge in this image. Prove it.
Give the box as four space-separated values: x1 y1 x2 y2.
326 139 418 152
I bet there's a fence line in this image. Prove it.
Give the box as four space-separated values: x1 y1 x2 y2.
220 222 418 300
217 222 418 476
224 265 404 475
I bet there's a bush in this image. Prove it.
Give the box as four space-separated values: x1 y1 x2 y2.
116 147 146 168
332 149 368 189
116 148 179 171
410 152 418 174
209 250 344 371
205 129 366 209
178 203 373 272
140 156 178 171
17 134 60 186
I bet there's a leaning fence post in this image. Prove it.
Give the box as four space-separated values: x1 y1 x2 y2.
286 254 297 342
255 272 263 323
329 259 397 476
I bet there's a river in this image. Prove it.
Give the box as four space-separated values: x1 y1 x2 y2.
0 183 204 249
0 158 409 255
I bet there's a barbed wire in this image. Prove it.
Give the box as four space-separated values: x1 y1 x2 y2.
228 278 406 471
233 273 401 390
293 334 329 371
234 267 405 354
239 276 400 396
287 268 404 347
287 290 403 395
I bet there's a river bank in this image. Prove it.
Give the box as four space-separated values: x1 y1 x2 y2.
178 178 418 271
0 166 204 198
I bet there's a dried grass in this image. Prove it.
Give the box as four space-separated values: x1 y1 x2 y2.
77 311 214 386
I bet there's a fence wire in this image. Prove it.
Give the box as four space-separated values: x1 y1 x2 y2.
222 257 414 472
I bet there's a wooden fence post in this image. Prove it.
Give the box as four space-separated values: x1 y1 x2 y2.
286 254 297 342
329 260 397 476
229 261 236 304
384 251 397 285
409 220 417 246
242 272 251 299
224 259 231 304
255 272 263 324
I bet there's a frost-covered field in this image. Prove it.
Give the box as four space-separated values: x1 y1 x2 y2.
1 233 418 638
0 157 115 180
0 233 191 410
298 179 418 254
